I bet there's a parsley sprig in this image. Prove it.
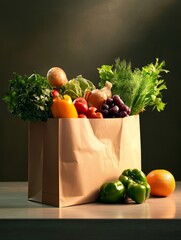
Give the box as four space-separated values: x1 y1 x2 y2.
3 73 53 121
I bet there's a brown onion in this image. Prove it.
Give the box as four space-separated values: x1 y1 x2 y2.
47 67 68 88
84 89 107 111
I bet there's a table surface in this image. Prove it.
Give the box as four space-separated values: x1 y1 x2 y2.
0 181 181 219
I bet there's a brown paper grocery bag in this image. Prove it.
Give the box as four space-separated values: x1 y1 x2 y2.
28 115 141 207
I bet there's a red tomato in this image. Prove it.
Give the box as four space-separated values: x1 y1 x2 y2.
73 97 88 114
78 114 87 118
86 107 103 118
51 89 59 97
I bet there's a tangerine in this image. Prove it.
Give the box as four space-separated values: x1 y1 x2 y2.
146 169 176 197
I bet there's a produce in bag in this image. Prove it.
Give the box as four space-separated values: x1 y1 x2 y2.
98 58 168 115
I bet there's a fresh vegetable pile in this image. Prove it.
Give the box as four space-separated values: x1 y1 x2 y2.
99 168 151 204
3 58 168 121
3 58 175 205
98 58 168 115
99 167 176 205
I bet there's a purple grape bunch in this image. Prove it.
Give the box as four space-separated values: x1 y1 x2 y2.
100 95 131 118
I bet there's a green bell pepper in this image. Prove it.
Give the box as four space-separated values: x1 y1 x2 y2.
119 169 151 204
99 180 126 203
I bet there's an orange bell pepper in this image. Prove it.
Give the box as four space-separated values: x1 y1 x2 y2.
51 94 78 118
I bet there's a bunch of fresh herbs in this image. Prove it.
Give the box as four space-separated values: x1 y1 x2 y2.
98 58 169 115
3 73 53 121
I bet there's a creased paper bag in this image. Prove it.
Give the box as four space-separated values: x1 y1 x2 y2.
28 115 141 207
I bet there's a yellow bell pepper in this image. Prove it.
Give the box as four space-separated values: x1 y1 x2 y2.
51 94 78 118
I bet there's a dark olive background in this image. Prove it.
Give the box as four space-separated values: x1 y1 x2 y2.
0 0 181 181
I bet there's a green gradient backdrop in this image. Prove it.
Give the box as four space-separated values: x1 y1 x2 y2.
1 0 181 181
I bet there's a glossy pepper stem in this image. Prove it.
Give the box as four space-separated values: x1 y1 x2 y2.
119 168 151 204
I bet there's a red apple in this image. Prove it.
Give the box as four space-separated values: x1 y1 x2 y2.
73 97 88 114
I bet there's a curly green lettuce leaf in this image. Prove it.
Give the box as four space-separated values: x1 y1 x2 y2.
62 75 96 100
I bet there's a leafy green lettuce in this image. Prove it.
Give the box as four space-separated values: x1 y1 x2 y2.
62 75 96 100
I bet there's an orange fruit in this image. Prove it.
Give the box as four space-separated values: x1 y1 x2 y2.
147 169 176 197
